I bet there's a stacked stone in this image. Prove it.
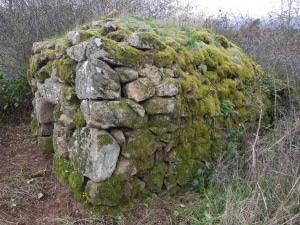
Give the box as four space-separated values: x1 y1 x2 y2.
28 17 273 207
29 21 189 206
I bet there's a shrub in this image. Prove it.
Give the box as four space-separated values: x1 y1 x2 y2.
0 74 32 124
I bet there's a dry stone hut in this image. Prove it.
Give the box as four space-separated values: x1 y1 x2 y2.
28 15 278 207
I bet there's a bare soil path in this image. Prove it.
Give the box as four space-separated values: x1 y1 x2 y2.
0 123 90 225
0 123 194 225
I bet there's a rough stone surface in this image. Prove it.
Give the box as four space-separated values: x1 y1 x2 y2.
123 78 155 102
37 78 62 104
127 32 165 50
35 97 55 124
82 99 146 129
69 128 120 182
38 136 54 152
32 41 55 54
39 123 54 136
53 123 72 156
66 41 88 62
76 58 121 100
103 22 117 33
59 114 76 129
156 78 179 96
142 97 180 115
140 64 162 85
110 128 126 146
67 31 80 45
115 67 139 83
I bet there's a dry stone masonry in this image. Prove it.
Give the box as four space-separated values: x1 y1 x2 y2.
28 15 278 207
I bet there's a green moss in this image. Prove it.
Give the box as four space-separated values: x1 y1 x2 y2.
174 162 194 186
28 54 43 81
215 35 233 48
73 110 86 128
78 29 101 42
97 133 114 146
54 56 76 84
54 39 71 57
68 171 85 201
101 38 145 67
38 136 54 152
129 177 146 200
41 49 56 60
135 32 166 50
61 86 77 101
53 104 62 121
53 154 73 184
177 46 195 72
122 128 155 171
145 163 166 193
153 46 177 68
106 29 130 42
35 60 53 82
30 117 40 137
196 30 212 44
86 176 125 206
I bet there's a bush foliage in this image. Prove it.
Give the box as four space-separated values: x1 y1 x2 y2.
0 74 32 124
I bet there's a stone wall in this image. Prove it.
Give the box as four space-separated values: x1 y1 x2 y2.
28 15 275 207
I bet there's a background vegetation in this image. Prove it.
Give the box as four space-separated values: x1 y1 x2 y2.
0 0 299 224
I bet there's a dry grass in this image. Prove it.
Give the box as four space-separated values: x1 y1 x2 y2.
176 112 300 225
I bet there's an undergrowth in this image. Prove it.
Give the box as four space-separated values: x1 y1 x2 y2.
177 112 300 225
0 74 32 124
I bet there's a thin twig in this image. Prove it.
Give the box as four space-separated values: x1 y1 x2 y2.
252 108 263 172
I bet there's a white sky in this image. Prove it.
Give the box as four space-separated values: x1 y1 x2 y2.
186 0 282 17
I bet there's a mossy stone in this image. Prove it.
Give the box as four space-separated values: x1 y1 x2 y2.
85 177 125 206
73 110 86 128
122 128 156 171
38 136 54 152
53 154 73 184
153 46 177 68
53 104 62 121
68 171 85 201
77 29 101 42
30 117 40 137
144 163 167 193
101 38 145 67
54 56 76 84
97 133 114 146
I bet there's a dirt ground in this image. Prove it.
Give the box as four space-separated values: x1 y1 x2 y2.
0 123 196 225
